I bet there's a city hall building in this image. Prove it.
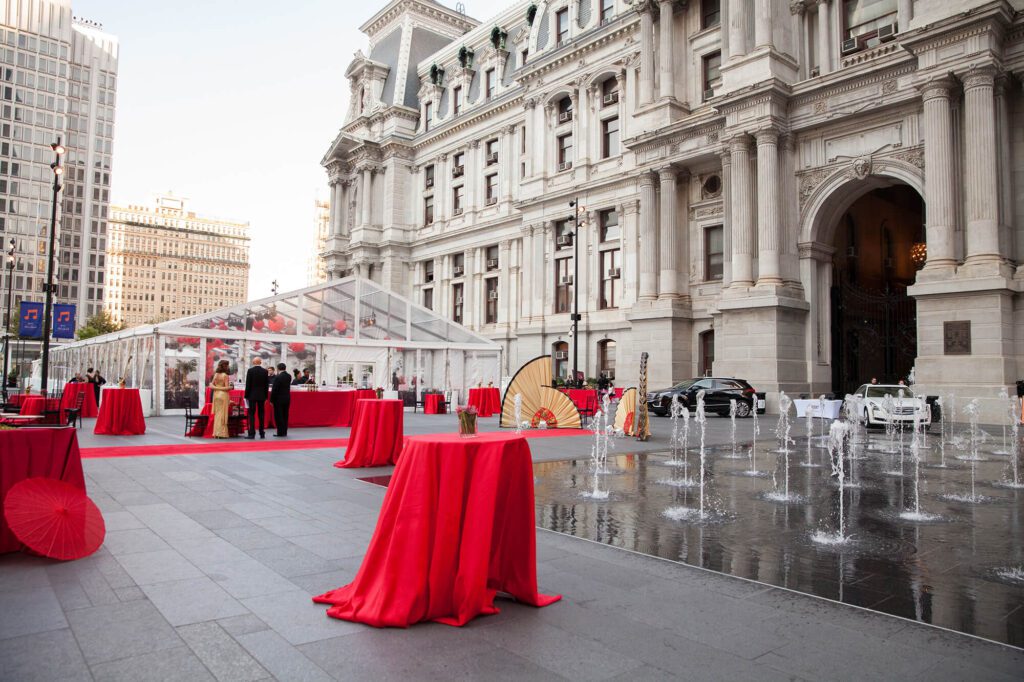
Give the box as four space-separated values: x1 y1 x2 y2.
319 0 1024 413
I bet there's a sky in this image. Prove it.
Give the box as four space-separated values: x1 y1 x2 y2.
74 0 512 299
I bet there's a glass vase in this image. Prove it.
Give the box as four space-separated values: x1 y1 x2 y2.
459 414 478 438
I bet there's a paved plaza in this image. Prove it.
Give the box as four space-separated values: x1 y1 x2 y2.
1 413 1022 681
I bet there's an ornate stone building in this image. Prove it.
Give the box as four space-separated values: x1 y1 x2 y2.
105 194 250 327
307 196 330 286
320 0 1024 415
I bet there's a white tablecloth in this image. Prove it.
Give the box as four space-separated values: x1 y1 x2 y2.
794 399 844 419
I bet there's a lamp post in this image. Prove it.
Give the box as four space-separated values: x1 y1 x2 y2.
39 138 65 396
568 199 587 389
2 238 15 402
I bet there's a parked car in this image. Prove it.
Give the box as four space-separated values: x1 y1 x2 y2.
855 384 932 429
647 377 758 417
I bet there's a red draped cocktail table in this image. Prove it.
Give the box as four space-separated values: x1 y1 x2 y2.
94 388 146 435
315 432 560 626
335 399 403 468
466 387 500 417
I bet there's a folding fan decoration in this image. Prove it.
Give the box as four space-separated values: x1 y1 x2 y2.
614 388 638 436
500 355 581 429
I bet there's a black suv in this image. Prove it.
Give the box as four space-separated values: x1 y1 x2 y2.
646 377 758 417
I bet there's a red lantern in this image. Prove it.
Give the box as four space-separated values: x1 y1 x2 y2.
306 322 317 333
268 318 284 332
253 319 265 331
216 321 228 330
285 320 295 330
289 342 306 354
333 320 348 333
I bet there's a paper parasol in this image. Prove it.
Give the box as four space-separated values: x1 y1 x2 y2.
3 478 105 560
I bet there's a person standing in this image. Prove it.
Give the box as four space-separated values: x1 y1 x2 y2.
291 369 303 385
210 360 232 439
92 369 106 405
244 358 269 439
271 362 291 437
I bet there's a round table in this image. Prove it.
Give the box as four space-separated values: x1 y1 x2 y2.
94 388 146 435
335 399 404 468
18 396 60 417
314 432 561 627
423 393 446 415
467 387 500 417
60 383 99 418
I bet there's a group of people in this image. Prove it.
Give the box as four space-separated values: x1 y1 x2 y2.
68 367 106 405
208 358 292 439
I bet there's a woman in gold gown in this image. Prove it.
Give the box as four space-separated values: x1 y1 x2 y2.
211 360 232 438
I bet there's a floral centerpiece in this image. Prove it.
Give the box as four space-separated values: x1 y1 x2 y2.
456 404 478 438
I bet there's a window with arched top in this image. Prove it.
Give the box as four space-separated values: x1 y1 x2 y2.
552 341 569 381
598 339 616 379
699 330 715 377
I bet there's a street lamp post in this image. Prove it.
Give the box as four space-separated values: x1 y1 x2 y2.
2 238 15 402
40 138 65 396
568 199 586 389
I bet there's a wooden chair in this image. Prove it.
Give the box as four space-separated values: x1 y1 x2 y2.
65 391 86 429
227 403 246 437
184 405 209 436
43 391 63 426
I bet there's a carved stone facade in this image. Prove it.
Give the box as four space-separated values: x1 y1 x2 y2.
322 0 1024 418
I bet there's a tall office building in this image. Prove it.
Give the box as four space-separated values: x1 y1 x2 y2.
105 194 250 327
306 196 330 286
0 1 117 335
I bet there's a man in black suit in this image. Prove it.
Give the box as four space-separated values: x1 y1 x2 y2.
244 358 269 439
270 362 291 437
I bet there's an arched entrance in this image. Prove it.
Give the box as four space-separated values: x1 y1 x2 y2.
830 185 924 394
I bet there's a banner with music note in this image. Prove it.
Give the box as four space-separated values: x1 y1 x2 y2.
19 301 43 339
53 303 76 339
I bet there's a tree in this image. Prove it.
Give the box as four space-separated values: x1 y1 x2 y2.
76 311 125 340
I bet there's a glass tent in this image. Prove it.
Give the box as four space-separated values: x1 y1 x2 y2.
50 277 502 415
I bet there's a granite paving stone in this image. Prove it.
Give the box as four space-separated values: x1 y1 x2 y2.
139 576 249 626
65 599 184 665
234 630 334 682
177 621 270 682
88 645 216 682
114 549 204 586
204 558 300 601
0 586 68 640
0 628 92 682
240 589 362 646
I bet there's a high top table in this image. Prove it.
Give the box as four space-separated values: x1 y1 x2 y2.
61 382 99 419
466 387 500 417
334 399 403 468
314 432 561 627
94 388 146 435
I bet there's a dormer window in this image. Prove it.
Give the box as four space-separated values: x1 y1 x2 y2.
556 8 569 45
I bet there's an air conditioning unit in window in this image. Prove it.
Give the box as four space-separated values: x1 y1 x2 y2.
560 275 574 285
487 258 498 269
602 92 619 106
703 88 715 101
452 165 465 177
877 22 898 42
601 16 614 26
841 38 862 55
455 297 464 305
554 351 569 360
453 207 464 216
556 235 573 247
607 267 621 279
424 178 434 188
486 152 498 164
601 370 615 380
485 197 497 206
558 161 573 172
488 290 498 300
558 111 573 123
453 265 464 276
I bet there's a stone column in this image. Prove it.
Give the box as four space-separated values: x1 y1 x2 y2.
338 181 349 236
729 135 754 287
897 0 912 33
728 0 747 58
639 5 655 105
498 240 511 325
816 0 830 75
658 0 674 101
360 168 372 227
791 1 807 80
533 223 547 318
327 180 338 238
962 66 1001 265
995 76 1013 259
755 0 772 48
920 77 957 271
719 148 733 287
677 169 691 299
466 141 479 213
615 71 629 139
658 166 679 298
638 171 659 300
755 129 782 285
502 125 515 202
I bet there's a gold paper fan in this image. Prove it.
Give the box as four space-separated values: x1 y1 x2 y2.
500 356 582 429
614 388 638 435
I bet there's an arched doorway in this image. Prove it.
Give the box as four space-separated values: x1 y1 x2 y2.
830 185 923 394
699 330 715 377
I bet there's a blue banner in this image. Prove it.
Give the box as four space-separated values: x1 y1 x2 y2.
19 301 43 339
53 303 76 339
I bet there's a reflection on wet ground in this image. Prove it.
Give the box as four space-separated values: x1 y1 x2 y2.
533 434 1024 648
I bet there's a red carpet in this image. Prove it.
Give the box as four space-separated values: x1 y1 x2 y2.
79 428 591 459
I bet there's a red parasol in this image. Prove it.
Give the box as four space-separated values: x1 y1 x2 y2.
3 478 106 561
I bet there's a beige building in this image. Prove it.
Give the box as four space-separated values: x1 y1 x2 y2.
105 194 250 327
306 197 330 285
322 0 1024 420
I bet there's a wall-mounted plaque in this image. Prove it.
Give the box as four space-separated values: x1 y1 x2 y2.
943 321 971 355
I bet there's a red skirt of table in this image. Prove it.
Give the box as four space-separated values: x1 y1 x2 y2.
19 396 61 417
0 428 86 553
466 387 500 417
423 393 446 415
7 393 40 407
205 387 245 405
314 432 561 626
60 383 99 418
94 389 146 435
335 399 403 468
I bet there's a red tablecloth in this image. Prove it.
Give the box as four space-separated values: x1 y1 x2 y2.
423 393 446 415
335 399 403 468
7 393 41 407
205 387 245 405
314 432 561 627
467 387 500 417
19 396 61 417
94 389 146 436
267 391 355 428
0 428 86 554
61 383 99 418
565 389 598 411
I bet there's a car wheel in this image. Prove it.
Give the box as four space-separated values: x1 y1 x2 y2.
735 401 751 418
